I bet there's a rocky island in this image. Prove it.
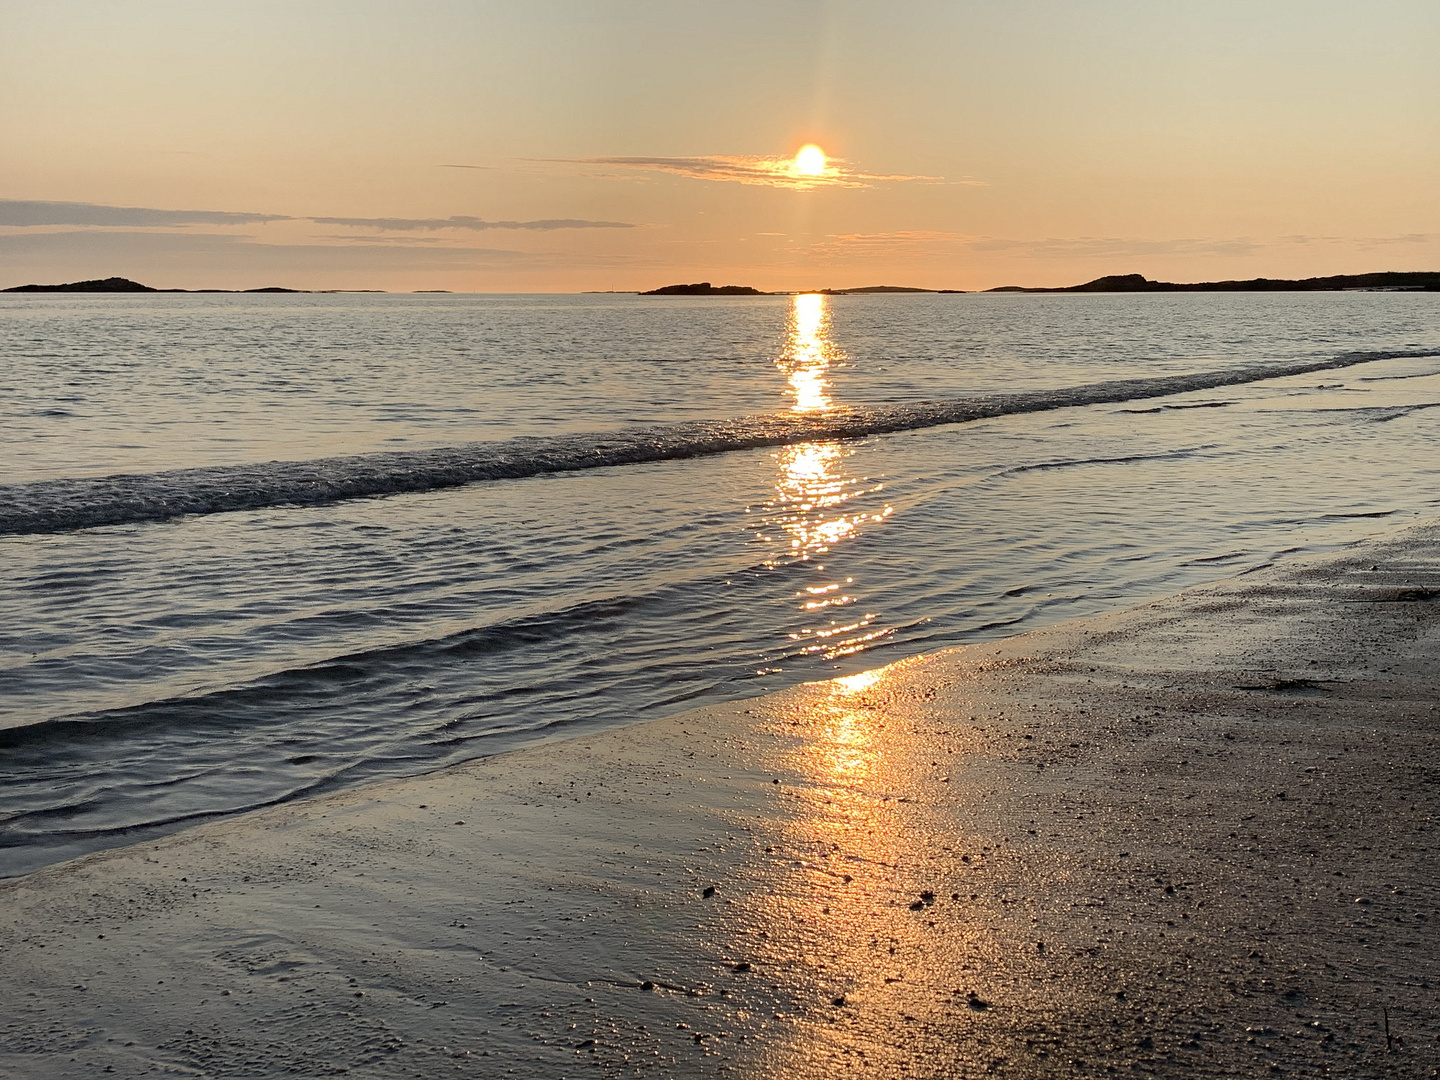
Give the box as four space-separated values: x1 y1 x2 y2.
640 282 769 295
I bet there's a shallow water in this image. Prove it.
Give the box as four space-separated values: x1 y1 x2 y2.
3 291 1439 874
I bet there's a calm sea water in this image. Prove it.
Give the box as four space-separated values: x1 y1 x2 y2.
3 291 1439 875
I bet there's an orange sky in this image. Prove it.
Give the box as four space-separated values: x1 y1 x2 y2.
1 1 1437 291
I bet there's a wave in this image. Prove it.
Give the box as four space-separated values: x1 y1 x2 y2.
2 348 1435 536
0 594 621 742
994 443 1221 477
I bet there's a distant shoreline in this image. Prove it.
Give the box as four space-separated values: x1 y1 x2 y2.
6 271 1439 295
0 276 381 295
986 270 1440 293
632 272 1440 295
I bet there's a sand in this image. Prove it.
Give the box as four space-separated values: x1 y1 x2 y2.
2 522 1437 1078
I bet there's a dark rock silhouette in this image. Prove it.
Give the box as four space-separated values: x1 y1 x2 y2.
989 271 1440 293
5 276 156 292
641 282 767 295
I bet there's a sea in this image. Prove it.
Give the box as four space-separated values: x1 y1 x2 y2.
3 289 1439 877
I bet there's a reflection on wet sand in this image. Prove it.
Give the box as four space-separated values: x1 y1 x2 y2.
717 648 1133 1076
693 525 1440 1077
728 656 1012 1075
763 293 894 661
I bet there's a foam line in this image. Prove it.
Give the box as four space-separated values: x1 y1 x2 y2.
2 349 1434 536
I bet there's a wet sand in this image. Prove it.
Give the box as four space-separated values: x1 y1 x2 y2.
2 522 1437 1078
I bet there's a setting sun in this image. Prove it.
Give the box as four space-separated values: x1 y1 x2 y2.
793 143 827 177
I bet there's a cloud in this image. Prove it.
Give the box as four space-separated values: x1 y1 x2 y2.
572 155 943 190
0 199 289 228
1277 233 1435 248
311 215 634 231
0 200 636 234
966 236 1263 258
824 230 971 245
0 229 541 261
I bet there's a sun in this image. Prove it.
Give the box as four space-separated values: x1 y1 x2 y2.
793 144 827 177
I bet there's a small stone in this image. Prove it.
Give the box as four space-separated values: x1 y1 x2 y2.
732 962 751 973
832 995 847 1007
967 993 990 1011
703 886 716 898
909 900 925 911
641 981 655 991
1354 896 1372 905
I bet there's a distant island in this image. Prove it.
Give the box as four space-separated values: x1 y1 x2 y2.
641 282 768 296
989 271 1440 293
3 276 306 294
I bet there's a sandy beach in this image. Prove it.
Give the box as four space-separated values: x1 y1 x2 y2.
2 520 1437 1078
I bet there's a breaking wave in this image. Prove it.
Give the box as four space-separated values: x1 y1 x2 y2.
2 348 1435 536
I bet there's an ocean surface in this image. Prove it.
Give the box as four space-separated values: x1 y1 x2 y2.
3 290 1439 876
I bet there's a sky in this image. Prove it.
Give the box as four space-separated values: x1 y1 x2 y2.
1 0 1437 292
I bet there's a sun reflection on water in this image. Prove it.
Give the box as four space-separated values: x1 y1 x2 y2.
778 292 835 414
758 293 895 662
